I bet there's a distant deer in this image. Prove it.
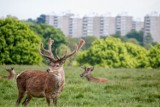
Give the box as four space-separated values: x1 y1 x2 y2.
6 67 16 80
16 38 85 107
80 66 109 83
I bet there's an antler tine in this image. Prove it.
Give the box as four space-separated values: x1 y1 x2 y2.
63 44 78 59
40 38 54 57
77 39 85 51
55 48 60 60
39 38 56 62
48 38 54 56
62 39 85 60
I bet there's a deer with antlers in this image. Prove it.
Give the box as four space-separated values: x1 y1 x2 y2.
6 67 16 80
80 66 109 83
16 38 85 107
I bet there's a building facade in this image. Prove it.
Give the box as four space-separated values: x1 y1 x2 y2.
132 21 144 31
144 15 160 42
37 13 160 42
116 15 133 36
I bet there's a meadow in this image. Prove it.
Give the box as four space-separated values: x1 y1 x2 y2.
0 65 160 107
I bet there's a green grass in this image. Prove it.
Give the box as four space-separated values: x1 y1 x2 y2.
0 65 160 107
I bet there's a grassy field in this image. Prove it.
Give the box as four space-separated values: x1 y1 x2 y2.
0 65 160 107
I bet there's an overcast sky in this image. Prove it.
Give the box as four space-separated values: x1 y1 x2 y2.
0 0 160 20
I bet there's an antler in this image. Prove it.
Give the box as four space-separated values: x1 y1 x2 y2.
39 38 85 63
39 38 56 62
61 39 85 60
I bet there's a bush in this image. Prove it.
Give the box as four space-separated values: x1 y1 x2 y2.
77 37 149 68
0 17 42 64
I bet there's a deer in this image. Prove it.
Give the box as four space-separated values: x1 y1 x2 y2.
80 66 109 83
16 38 85 107
6 67 16 80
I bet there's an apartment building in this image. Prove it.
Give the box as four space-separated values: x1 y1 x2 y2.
38 13 160 42
82 16 116 38
44 14 83 37
132 21 144 31
116 15 133 36
69 17 82 38
82 16 94 37
99 16 116 36
144 15 160 42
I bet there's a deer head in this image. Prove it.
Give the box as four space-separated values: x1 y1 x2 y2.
6 67 14 72
39 38 85 70
80 66 94 77
6 67 16 80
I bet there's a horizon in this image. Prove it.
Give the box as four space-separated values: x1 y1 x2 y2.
0 0 160 20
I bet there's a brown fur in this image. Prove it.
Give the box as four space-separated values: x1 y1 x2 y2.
6 67 16 80
16 38 85 107
16 64 65 107
80 67 109 83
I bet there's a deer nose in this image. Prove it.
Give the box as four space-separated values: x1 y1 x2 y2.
80 74 83 77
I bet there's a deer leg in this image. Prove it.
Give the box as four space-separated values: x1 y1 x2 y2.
46 97 50 107
22 95 32 107
16 91 25 106
52 95 58 107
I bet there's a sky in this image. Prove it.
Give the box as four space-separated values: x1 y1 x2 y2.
0 0 160 20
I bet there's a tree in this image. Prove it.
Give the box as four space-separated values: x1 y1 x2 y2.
112 31 121 38
81 36 97 50
148 44 160 68
77 37 149 68
0 17 42 64
30 23 67 53
124 42 149 68
36 14 46 24
126 30 144 45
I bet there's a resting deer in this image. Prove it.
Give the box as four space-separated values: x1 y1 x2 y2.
16 38 85 107
80 66 109 83
6 67 16 80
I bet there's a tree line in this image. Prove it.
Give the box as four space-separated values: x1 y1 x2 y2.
0 17 160 68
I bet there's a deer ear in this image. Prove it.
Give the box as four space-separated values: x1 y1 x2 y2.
81 66 86 69
91 66 94 71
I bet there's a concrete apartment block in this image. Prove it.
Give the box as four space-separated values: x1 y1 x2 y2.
132 21 144 31
116 15 133 36
69 17 83 38
82 16 94 37
144 15 160 42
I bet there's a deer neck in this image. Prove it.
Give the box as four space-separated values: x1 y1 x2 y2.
49 66 65 82
85 73 98 82
8 70 16 79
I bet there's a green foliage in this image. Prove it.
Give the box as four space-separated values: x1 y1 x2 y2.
126 30 144 45
36 14 46 24
0 65 160 107
148 44 160 68
77 37 149 68
30 23 67 54
66 37 80 50
0 17 42 64
81 36 97 50
124 42 149 68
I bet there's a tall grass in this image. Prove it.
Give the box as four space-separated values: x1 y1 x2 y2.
0 65 160 107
